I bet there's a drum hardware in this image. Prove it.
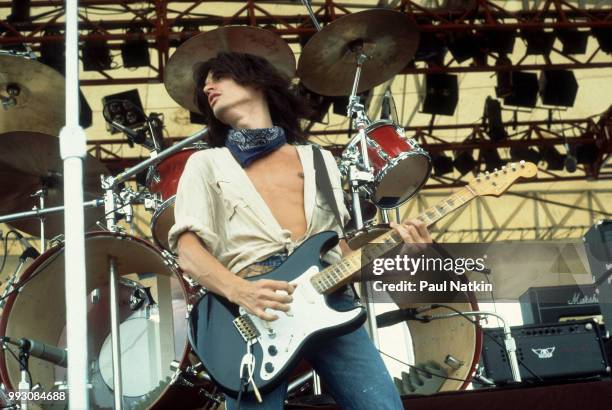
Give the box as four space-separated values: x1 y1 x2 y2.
30 189 47 252
425 310 521 383
300 0 322 31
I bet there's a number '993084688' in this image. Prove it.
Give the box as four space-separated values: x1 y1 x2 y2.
8 391 67 402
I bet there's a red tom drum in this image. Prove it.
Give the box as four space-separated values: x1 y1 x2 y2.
148 148 199 252
365 120 431 209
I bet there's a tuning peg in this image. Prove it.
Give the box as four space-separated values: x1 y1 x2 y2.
485 171 490 179
502 165 507 173
520 160 525 167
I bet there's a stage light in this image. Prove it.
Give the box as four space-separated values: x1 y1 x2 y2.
503 71 539 109
454 151 477 175
432 154 454 176
495 55 513 98
557 29 589 55
592 28 612 54
484 97 507 141
483 31 516 55
170 24 199 48
541 146 565 170
40 29 65 74
447 32 477 63
414 30 446 64
82 30 112 71
422 74 459 116
121 28 150 68
522 30 555 56
575 144 599 164
102 90 146 134
482 148 506 171
8 0 30 22
296 83 333 124
79 90 93 129
539 70 578 107
510 146 541 164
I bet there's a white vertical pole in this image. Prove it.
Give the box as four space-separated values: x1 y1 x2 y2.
61 0 90 408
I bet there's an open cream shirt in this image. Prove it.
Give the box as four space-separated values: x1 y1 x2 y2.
168 145 350 274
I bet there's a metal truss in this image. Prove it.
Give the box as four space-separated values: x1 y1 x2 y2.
0 0 610 85
402 188 612 241
87 105 612 186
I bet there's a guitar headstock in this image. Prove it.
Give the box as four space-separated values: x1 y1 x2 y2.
468 161 538 197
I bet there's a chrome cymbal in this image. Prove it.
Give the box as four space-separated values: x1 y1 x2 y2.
0 131 109 239
297 9 419 96
164 26 296 114
0 54 66 136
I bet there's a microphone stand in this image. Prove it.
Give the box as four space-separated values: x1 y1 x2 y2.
17 345 30 410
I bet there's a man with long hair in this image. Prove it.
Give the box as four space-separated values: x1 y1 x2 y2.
169 52 431 409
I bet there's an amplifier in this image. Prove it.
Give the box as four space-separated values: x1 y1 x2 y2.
481 320 609 384
519 284 601 324
583 220 612 327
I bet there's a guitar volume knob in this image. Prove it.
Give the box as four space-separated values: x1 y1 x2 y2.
265 362 274 373
268 345 278 356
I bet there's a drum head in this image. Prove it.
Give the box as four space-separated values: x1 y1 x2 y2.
374 153 431 209
0 233 190 409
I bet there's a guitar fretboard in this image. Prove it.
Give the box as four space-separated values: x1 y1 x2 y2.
310 186 477 294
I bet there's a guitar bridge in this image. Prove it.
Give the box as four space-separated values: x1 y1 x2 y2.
233 314 260 343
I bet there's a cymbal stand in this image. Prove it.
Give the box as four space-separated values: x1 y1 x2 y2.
343 48 382 348
31 189 47 253
301 0 322 31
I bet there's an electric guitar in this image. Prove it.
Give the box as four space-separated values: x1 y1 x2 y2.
188 161 538 397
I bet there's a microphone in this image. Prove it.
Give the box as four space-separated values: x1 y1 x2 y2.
2 337 67 367
14 232 40 261
381 92 391 120
376 305 434 328
110 120 147 146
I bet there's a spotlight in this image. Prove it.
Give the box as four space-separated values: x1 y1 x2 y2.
422 74 459 116
82 30 112 71
482 149 506 171
556 29 589 55
79 89 93 129
565 153 577 173
539 70 578 107
40 29 65 74
575 144 599 164
483 30 516 55
454 151 477 175
522 30 555 56
503 71 539 108
447 32 477 63
102 90 146 134
484 97 507 141
121 28 150 68
432 154 454 176
8 0 30 23
170 24 199 48
592 28 612 54
495 55 513 98
296 83 332 124
510 146 541 164
414 30 446 64
541 146 565 170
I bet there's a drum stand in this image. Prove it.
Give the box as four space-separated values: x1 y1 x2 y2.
98 127 209 409
31 189 47 253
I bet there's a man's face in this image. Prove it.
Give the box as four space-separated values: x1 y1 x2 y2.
203 72 262 123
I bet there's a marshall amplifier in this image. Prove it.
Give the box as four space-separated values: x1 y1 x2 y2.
583 220 612 327
519 284 601 324
481 320 609 384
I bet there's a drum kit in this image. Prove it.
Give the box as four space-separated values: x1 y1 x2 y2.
0 7 479 409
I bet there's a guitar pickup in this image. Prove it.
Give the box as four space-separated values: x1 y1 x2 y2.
233 314 261 343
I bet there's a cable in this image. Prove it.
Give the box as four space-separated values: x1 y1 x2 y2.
3 344 33 388
377 349 473 384
425 304 543 382
0 231 21 276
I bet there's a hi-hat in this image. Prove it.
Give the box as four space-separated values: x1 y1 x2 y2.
297 9 419 96
0 54 66 136
0 131 109 239
164 26 296 114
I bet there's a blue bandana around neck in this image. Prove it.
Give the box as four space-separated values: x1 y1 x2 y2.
225 126 287 167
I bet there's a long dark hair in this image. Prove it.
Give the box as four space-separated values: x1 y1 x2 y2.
193 52 311 147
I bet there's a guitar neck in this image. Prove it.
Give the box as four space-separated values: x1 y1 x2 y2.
311 186 477 294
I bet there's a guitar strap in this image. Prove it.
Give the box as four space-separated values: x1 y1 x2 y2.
312 146 345 235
